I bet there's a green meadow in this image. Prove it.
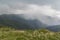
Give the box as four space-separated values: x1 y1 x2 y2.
0 27 60 40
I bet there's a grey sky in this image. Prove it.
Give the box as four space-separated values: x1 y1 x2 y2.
0 0 60 16
0 0 59 10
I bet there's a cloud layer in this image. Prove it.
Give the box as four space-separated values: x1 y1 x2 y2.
0 0 60 25
0 0 60 15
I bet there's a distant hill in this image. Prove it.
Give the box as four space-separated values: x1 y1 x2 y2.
1 14 60 32
0 14 46 30
46 25 60 32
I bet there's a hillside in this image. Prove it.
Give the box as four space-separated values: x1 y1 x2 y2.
0 14 46 30
0 14 60 32
46 25 60 32
0 27 60 40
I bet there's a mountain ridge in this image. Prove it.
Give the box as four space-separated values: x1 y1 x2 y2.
0 14 46 30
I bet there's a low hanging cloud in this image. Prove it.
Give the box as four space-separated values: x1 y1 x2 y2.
0 3 60 18
0 0 60 25
15 4 60 17
0 0 60 17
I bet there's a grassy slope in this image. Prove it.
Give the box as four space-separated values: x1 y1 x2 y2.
0 27 60 40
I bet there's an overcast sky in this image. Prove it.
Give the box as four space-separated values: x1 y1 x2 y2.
0 0 60 16
0 0 60 25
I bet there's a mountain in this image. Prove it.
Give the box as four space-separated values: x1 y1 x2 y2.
0 14 46 30
1 14 60 31
46 25 60 32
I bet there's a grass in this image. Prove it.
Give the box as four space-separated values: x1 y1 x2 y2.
0 27 60 40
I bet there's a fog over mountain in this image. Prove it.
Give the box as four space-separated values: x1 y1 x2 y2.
0 14 46 29
0 0 60 26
